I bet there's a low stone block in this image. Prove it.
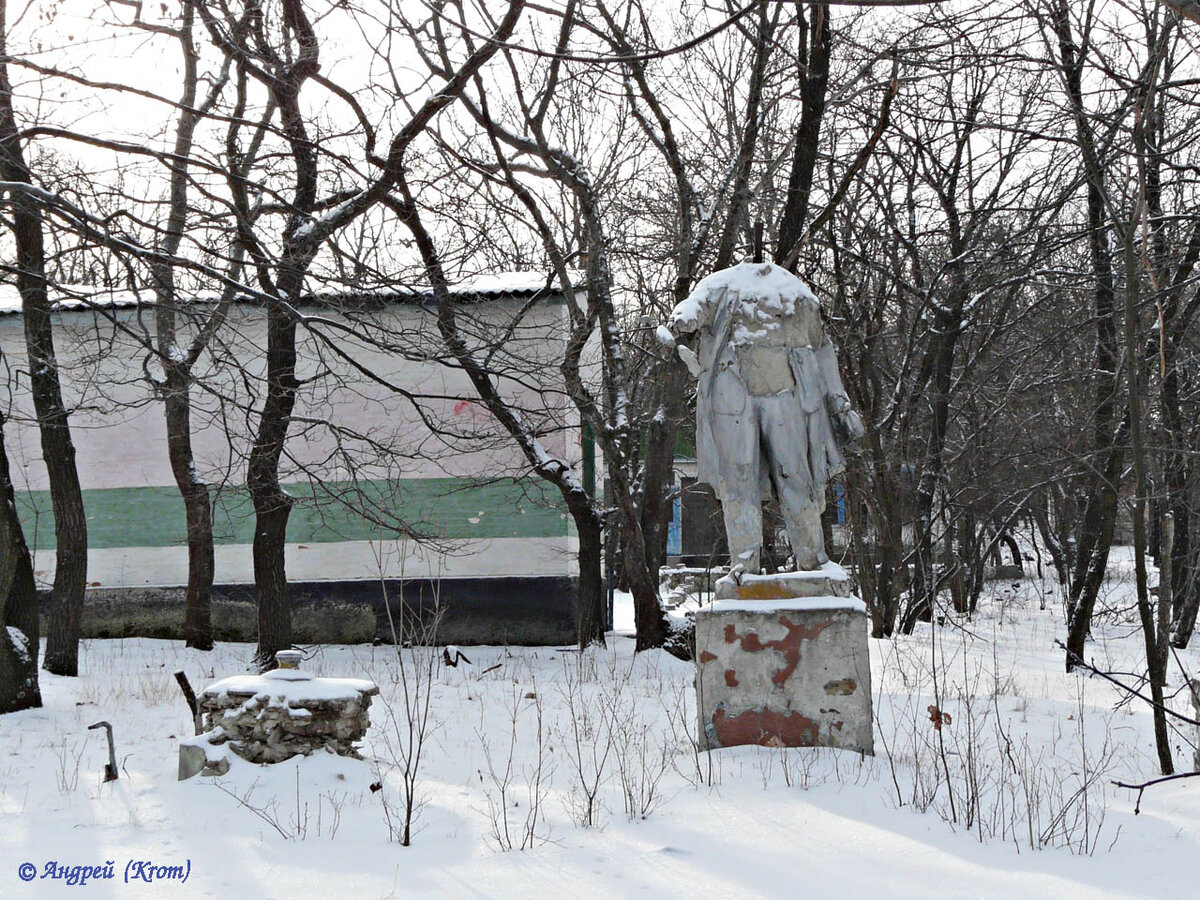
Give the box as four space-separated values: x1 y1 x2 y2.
660 566 729 596
177 739 230 779
696 594 873 753
714 562 852 602
183 659 379 770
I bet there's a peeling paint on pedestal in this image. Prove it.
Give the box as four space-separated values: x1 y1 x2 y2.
711 706 824 747
723 616 834 687
695 596 873 754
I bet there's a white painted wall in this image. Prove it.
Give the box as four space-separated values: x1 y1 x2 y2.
1 289 588 588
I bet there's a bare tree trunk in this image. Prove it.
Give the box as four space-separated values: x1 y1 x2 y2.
1171 512 1200 645
153 0 215 650
775 2 831 265
1064 434 1126 666
193 0 527 670
1121 217 1172 773
637 360 689 597
0 0 87 676
999 530 1022 568
1149 514 1175 773
714 0 778 269
0 410 40 713
903 310 959 634
164 381 215 651
571 499 606 647
248 294 300 670
622 524 669 651
394 167 606 650
215 0 321 671
455 13 674 650
1047 1 1126 670
1031 502 1068 586
1159 222 1200 648
902 229 970 634
1124 51 1173 772
0 555 39 713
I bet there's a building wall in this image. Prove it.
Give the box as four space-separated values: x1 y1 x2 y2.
0 292 584 641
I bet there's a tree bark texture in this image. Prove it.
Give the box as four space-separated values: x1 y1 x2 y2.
249 296 300 670
0 0 88 676
154 0 215 650
0 411 40 713
571 499 606 648
1050 1 1126 670
775 3 831 266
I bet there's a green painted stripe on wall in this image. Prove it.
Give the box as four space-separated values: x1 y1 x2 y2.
15 477 569 551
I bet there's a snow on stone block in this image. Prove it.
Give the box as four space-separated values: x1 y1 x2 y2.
181 652 379 776
201 670 379 705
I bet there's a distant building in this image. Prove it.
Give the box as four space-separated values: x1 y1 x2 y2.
0 274 593 643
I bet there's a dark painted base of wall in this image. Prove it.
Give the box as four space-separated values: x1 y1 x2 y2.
50 576 579 646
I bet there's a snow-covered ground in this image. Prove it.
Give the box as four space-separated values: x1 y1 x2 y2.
2 551 1197 898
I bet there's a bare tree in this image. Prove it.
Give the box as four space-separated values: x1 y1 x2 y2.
0 404 40 712
192 0 527 668
0 0 88 676
148 2 235 651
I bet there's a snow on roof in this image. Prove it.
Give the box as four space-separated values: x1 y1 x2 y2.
0 284 149 316
0 271 586 316
454 270 585 296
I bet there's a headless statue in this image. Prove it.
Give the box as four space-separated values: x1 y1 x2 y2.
664 263 863 573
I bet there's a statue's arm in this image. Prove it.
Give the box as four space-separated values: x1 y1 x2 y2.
664 287 720 377
667 286 720 335
659 325 703 377
815 343 865 444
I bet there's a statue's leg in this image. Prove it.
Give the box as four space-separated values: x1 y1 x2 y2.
722 487 763 574
760 395 827 570
711 387 763 573
781 502 826 570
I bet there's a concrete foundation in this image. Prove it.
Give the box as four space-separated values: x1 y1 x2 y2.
696 568 873 753
59 574 579 646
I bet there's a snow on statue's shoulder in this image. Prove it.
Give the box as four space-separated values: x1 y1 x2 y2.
669 261 818 326
696 261 818 302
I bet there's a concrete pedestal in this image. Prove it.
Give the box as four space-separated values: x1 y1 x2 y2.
696 565 873 753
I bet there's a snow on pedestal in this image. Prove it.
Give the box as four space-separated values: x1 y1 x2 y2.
696 563 874 753
178 651 379 779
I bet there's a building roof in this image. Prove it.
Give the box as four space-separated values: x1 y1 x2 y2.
0 271 585 316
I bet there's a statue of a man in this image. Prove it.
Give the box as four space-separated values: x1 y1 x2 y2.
664 262 863 573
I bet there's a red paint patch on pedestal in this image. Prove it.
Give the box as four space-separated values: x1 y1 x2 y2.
698 651 718 664
711 707 821 747
723 616 835 687
724 669 739 687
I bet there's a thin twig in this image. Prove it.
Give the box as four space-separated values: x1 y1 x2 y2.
1056 641 1200 727
1112 771 1200 814
210 780 291 840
